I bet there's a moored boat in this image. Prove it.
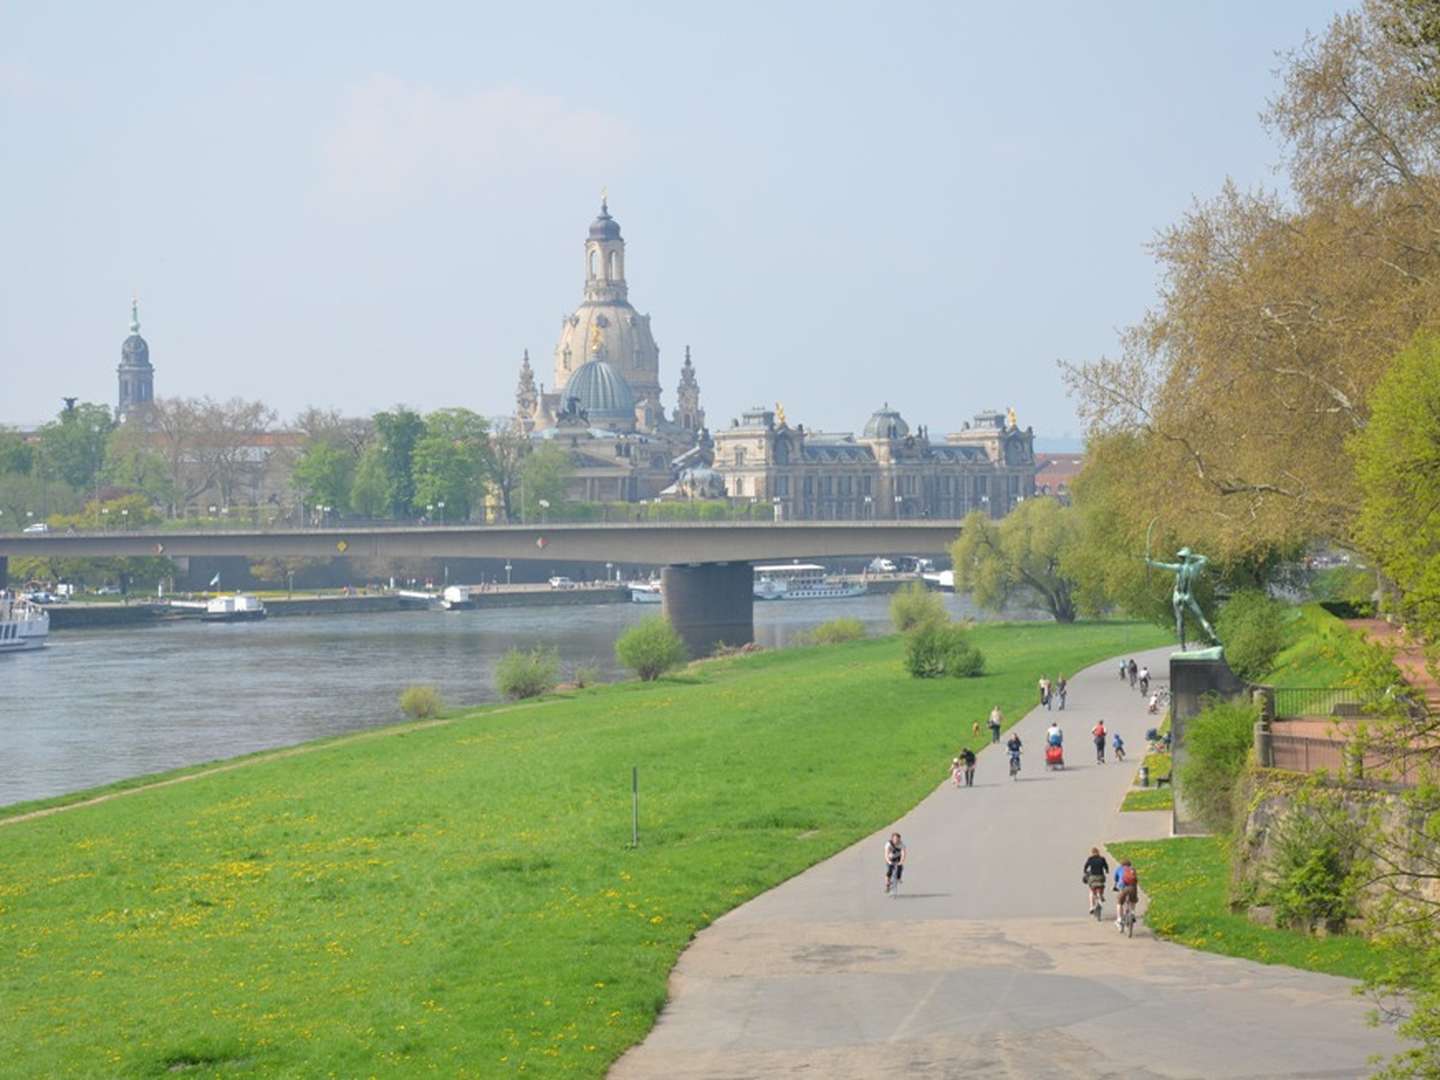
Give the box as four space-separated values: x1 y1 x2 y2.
440 585 474 610
753 563 867 601
0 593 49 652
628 580 663 604
201 594 267 622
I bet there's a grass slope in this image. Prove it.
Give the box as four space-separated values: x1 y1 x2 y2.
1109 837 1385 982
1266 604 1367 689
0 622 1163 1077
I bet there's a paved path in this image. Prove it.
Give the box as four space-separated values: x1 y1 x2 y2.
612 647 1398 1079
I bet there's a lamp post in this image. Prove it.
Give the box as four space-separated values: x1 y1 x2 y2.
538 498 550 523
771 496 782 522
505 561 513 586
121 508 129 531
426 503 434 525
980 493 991 519
863 494 873 520
606 561 614 583
893 494 903 520
437 500 446 525
101 507 110 532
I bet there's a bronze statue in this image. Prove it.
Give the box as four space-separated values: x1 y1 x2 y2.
1145 543 1217 650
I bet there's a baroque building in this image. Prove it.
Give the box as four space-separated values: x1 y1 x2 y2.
515 200 707 502
117 299 154 423
709 404 1037 520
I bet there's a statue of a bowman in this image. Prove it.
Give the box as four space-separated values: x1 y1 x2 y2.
1145 547 1218 650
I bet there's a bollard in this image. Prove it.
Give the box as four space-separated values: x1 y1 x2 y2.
1140 764 1150 788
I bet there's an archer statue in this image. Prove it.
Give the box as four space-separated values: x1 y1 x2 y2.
1145 541 1218 650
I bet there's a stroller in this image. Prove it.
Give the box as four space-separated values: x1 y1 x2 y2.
1045 743 1065 770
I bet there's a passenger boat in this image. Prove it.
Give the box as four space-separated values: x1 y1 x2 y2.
201 594 267 622
628 580 663 604
753 563 867 601
440 585 474 611
0 593 49 652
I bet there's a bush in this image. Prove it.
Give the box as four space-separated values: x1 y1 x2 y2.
496 647 561 700
1216 589 1288 682
399 685 443 719
1177 699 1258 833
571 661 602 689
904 622 986 678
1262 792 1358 931
615 617 689 680
808 617 866 645
890 581 947 633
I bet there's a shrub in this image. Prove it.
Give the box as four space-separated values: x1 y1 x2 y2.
615 617 689 680
903 622 985 679
890 581 946 633
572 661 602 689
1262 792 1359 931
1216 589 1288 682
398 684 443 719
496 647 560 700
809 617 866 645
1177 698 1258 833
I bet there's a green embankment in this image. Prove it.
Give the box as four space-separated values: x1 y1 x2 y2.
0 621 1164 1077
1266 604 1368 689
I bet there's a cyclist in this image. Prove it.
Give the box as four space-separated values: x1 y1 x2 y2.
1114 858 1139 930
1092 720 1107 764
1112 731 1127 762
1006 732 1023 775
1139 665 1151 696
884 832 906 893
959 746 977 787
1082 847 1110 915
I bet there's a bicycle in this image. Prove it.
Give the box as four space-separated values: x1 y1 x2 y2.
1009 752 1021 780
1087 876 1106 921
1117 891 1137 937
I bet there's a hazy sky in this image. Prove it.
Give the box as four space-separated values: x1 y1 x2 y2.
1 1 1346 438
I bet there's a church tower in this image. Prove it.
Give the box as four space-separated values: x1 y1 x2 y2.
584 196 627 304
515 349 538 433
675 345 705 433
117 298 154 422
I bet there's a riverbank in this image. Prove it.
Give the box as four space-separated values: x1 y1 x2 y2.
0 621 1164 1076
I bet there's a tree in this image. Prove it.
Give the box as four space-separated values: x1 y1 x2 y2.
291 441 354 514
1350 332 1440 641
37 402 114 493
486 421 529 523
0 427 34 475
104 423 176 508
373 407 426 519
951 499 1080 622
615 617 688 680
349 444 391 519
518 441 571 520
410 408 492 521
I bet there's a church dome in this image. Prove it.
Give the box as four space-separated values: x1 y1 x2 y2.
120 332 150 368
565 359 636 422
863 403 909 440
589 200 622 241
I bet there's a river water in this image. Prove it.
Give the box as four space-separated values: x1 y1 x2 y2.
0 593 1037 807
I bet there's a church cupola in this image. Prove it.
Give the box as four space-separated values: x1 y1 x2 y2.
117 298 154 422
584 195 627 302
675 345 705 433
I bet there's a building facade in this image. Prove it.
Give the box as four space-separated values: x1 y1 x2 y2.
515 200 708 502
710 404 1036 520
116 299 154 423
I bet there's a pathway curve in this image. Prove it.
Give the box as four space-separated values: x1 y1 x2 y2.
612 646 1398 1079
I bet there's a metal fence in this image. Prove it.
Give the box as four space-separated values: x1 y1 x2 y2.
1268 731 1424 787
1272 686 1368 719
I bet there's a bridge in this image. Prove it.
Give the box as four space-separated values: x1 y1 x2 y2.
0 520 963 654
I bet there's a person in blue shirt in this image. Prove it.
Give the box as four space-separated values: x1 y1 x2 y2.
1112 732 1126 762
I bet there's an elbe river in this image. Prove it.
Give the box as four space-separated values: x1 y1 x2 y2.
1 593 1036 807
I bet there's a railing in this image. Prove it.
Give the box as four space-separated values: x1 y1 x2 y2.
1268 730 1425 787
1272 687 1369 719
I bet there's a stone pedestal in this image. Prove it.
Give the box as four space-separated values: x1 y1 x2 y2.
1170 645 1249 835
661 562 753 658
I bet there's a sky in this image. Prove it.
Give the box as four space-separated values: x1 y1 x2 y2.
0 1 1349 441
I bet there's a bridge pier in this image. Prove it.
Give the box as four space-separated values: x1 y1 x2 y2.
661 562 753 658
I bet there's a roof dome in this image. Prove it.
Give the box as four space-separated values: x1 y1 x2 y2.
863 403 909 440
589 198 622 241
120 301 151 369
565 359 635 422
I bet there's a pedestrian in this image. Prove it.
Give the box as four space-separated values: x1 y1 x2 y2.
1127 659 1138 688
1038 676 1049 706
988 705 1003 744
1119 659 1128 681
1056 675 1068 710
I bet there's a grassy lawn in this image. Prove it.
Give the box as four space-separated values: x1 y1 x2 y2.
1266 605 1367 689
0 621 1164 1077
1120 786 1172 812
1109 836 1385 982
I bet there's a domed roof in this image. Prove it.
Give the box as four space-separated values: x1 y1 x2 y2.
565 359 636 422
119 301 151 369
863 403 909 440
589 198 622 241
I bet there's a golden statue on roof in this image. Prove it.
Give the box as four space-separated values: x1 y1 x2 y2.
1006 406 1018 429
775 402 787 426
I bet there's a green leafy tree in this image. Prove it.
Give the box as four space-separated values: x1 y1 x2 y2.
292 441 354 514
37 402 114 493
1215 589 1287 681
951 499 1080 622
518 441 571 520
349 444 391 519
0 427 34 475
486 421 528 523
103 423 175 508
411 408 492 522
1350 333 1440 642
373 407 426 519
1176 699 1257 834
615 617 688 679
889 581 946 633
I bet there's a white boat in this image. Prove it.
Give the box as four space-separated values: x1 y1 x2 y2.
0 593 49 652
628 580 663 604
201 594 267 622
440 585 474 610
753 563 868 601
922 569 955 592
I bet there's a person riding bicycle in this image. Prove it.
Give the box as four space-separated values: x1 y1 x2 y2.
1092 720 1107 763
1046 721 1063 747
884 832 906 893
1082 847 1110 914
1006 732 1023 773
1114 858 1139 930
1139 665 1151 695
959 746 977 786
1112 731 1126 762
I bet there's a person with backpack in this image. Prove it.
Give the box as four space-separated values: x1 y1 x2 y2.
1091 720 1107 764
1114 859 1139 930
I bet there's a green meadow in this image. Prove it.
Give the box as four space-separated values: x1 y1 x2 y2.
1 621 1163 1077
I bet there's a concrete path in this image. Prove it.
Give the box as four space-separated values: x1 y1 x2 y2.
612 646 1398 1079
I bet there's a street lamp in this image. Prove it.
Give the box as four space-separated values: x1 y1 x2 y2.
101 507 110 531
606 561 614 583
426 503 434 525
771 496 782 522
538 498 550 523
893 494 903 520
437 500 446 524
505 561 513 586
863 494 873 520
121 508 129 530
